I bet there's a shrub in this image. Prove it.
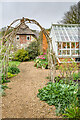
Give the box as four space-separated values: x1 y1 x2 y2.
0 74 10 84
37 81 78 115
72 72 80 81
7 72 16 78
8 65 20 74
13 48 29 62
25 41 39 60
1 74 7 84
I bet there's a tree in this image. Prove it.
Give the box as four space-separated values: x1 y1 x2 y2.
60 2 80 24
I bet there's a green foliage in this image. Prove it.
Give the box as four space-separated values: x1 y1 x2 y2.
54 72 80 84
0 73 10 84
37 81 78 115
58 59 78 82
0 27 13 37
0 74 7 84
34 52 48 69
0 61 20 84
1 85 8 90
7 72 16 78
0 85 8 96
25 41 40 60
8 65 20 74
72 72 80 81
14 48 29 62
63 104 80 119
9 61 21 67
60 3 79 24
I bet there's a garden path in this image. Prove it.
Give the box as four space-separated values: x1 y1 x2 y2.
2 61 59 118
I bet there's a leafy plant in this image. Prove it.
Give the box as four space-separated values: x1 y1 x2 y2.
37 81 78 115
9 61 21 67
72 72 80 81
8 65 20 74
34 52 48 69
25 41 40 60
7 72 16 78
63 104 80 119
57 59 78 83
13 48 29 62
0 84 8 96
0 74 7 84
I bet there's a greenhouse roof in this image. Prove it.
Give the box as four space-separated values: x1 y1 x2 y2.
51 24 80 42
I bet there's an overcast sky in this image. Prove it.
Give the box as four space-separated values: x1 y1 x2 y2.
0 1 78 30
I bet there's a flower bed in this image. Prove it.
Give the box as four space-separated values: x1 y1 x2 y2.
34 53 48 69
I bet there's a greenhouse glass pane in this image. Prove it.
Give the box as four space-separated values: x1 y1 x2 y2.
71 50 75 55
58 50 61 55
76 42 79 48
67 50 70 55
71 42 75 48
58 42 61 49
75 50 79 55
62 42 66 48
67 42 70 48
62 50 67 55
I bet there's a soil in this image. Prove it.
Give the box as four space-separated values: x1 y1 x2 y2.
2 61 60 118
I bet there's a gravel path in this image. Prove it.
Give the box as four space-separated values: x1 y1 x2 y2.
2 61 59 118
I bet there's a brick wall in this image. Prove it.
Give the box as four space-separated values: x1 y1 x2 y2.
43 33 48 52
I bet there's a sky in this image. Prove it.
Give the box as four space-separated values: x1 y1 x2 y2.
0 1 78 30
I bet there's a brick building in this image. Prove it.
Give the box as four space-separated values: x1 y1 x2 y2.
16 21 37 49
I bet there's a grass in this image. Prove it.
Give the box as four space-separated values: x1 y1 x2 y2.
9 61 21 67
0 60 21 67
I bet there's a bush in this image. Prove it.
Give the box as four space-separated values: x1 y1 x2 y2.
0 74 10 84
25 41 39 60
7 72 16 78
13 48 29 62
37 81 78 115
8 65 20 74
0 74 7 84
72 72 80 81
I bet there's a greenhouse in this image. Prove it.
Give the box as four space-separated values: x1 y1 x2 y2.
50 24 80 63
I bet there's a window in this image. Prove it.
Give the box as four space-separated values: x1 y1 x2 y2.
67 50 70 55
27 35 30 40
71 50 75 55
71 42 75 48
75 50 79 55
62 42 66 48
67 42 70 48
16 35 19 40
62 50 67 55
58 42 61 49
58 50 61 55
75 58 80 62
76 42 79 48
